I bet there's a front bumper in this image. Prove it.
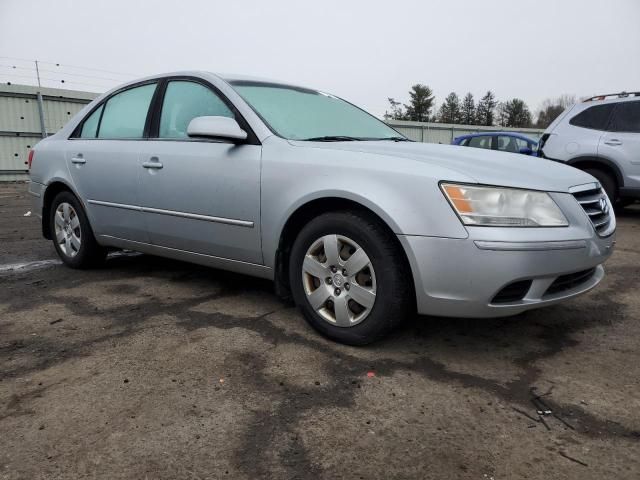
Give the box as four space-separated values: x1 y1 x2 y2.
399 191 616 318
400 234 613 318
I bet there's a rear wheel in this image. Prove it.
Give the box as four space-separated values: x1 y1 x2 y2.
584 168 617 203
50 191 106 268
289 210 412 345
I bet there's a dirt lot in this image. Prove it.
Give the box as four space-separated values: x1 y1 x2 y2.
0 182 639 480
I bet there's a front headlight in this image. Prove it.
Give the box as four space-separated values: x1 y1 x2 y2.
441 183 568 227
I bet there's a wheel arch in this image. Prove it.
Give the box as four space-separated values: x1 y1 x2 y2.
566 156 624 188
273 196 415 305
41 180 81 240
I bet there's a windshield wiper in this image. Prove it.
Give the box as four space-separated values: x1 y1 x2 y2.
374 136 411 142
302 135 363 142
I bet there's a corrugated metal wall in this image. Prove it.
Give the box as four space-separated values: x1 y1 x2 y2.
386 120 544 144
0 84 96 181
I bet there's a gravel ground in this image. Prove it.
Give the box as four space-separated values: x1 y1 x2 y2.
1 182 639 480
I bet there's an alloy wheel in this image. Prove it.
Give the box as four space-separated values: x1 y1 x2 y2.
301 234 376 327
54 202 82 258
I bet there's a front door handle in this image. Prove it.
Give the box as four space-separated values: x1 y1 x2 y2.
142 157 163 169
604 139 622 146
71 155 86 165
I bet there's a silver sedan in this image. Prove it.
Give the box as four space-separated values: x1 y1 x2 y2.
28 72 616 344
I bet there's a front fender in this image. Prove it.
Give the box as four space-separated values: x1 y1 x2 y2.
260 141 470 268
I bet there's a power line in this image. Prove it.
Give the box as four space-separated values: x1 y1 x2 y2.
0 72 108 91
0 64 126 83
0 56 139 78
37 60 138 77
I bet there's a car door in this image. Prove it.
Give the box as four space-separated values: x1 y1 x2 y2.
496 135 519 153
138 78 262 263
66 81 157 242
466 135 493 150
598 100 640 189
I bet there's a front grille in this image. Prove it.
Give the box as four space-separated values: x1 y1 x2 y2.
492 280 533 304
545 268 596 296
571 185 612 236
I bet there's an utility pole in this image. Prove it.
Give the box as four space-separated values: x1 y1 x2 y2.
34 60 47 138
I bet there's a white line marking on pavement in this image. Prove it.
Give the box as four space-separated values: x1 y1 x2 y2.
0 259 61 273
0 251 142 274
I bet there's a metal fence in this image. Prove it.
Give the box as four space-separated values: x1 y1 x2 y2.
386 120 545 144
0 84 545 181
0 84 96 181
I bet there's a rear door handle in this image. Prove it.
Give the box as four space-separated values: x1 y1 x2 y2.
604 139 622 146
71 155 86 164
142 157 163 169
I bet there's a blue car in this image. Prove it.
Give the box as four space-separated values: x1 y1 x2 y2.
452 132 539 156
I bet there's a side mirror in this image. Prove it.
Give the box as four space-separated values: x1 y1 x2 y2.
519 147 533 155
187 116 247 141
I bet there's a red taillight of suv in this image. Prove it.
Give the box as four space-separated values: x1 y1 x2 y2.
27 150 35 170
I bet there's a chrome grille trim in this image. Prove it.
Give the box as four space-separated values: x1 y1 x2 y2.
570 184 615 237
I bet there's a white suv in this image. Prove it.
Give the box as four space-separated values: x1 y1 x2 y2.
539 92 640 205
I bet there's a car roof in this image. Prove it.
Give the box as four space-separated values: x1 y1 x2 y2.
455 132 537 143
217 72 320 91
98 71 320 96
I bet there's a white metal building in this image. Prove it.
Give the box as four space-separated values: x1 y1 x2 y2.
0 83 96 181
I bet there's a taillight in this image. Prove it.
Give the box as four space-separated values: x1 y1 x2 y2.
27 150 34 170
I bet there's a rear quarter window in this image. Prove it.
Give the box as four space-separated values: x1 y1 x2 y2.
610 101 640 133
79 105 103 138
569 104 614 131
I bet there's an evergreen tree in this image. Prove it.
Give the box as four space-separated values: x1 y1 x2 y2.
437 92 462 124
476 91 498 126
504 98 532 127
460 93 475 125
404 84 435 122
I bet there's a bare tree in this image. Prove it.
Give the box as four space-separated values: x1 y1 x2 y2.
384 98 407 121
535 94 576 128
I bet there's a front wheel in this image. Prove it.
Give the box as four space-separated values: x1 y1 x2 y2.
289 211 412 345
50 191 107 268
584 168 617 204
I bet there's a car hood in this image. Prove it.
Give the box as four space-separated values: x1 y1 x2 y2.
289 140 595 192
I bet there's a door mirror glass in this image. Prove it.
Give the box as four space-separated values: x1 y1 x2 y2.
187 116 247 141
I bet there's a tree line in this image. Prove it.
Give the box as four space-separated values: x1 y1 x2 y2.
384 84 575 129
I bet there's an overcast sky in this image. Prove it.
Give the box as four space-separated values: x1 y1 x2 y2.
1 0 639 117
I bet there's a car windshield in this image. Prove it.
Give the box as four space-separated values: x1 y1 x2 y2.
231 81 404 141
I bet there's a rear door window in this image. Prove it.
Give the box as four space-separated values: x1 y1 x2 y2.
467 136 492 149
569 104 615 131
497 135 519 152
97 83 157 139
610 101 640 133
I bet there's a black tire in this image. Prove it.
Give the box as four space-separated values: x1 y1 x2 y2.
289 210 412 345
584 168 617 203
49 191 107 268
